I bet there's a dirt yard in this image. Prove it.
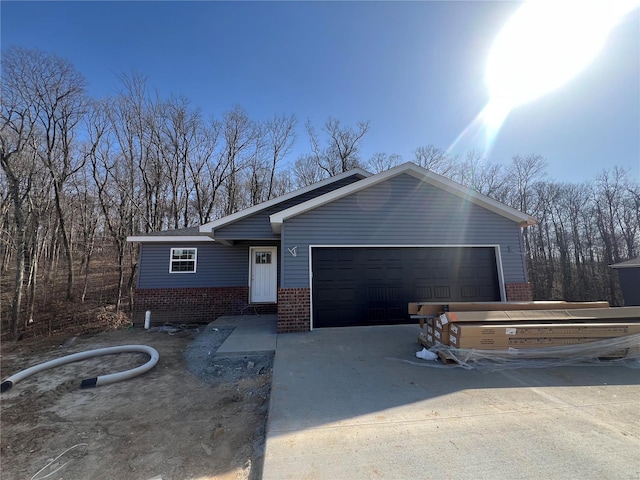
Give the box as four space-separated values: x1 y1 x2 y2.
0 324 273 480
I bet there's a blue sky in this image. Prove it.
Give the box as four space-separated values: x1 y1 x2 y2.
2 1 639 182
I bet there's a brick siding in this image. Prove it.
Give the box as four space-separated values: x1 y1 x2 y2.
505 282 534 302
277 288 311 333
132 287 276 326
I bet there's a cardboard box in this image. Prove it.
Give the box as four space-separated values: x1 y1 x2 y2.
449 322 640 338
411 301 609 317
408 303 421 315
417 304 446 316
433 328 449 345
448 335 611 349
418 332 435 347
440 307 640 325
434 316 450 343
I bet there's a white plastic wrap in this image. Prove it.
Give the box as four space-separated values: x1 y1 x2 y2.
426 333 640 371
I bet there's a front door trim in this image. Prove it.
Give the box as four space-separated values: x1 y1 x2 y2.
249 246 278 303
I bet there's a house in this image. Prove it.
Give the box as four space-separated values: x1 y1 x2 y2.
127 162 537 333
610 257 640 306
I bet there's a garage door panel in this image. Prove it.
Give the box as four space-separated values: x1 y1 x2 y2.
461 285 479 298
365 266 385 280
337 249 354 261
459 267 476 279
316 287 339 302
312 247 500 328
316 308 359 328
433 267 449 280
476 266 494 279
415 286 433 299
387 286 403 300
367 287 385 301
315 249 335 261
338 288 356 301
368 308 387 322
478 285 499 297
385 266 403 281
335 267 356 281
414 269 431 280
433 286 451 299
388 306 406 321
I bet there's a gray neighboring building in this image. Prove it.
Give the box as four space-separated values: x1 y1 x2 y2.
610 257 640 306
127 162 537 332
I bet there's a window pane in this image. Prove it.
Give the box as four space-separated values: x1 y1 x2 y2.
172 248 195 260
172 261 195 272
255 252 272 264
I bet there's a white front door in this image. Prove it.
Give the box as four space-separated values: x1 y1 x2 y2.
250 247 277 303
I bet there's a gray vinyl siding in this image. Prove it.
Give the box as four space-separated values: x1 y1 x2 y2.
214 175 363 240
137 242 250 288
281 173 527 287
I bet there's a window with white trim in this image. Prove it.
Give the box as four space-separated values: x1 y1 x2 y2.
170 248 197 273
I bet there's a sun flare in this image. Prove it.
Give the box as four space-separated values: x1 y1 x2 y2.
446 0 640 158
486 0 638 110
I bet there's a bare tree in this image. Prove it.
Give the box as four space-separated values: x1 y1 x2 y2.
307 117 370 175
1 47 59 334
293 154 326 187
413 145 453 176
187 118 221 224
4 48 88 301
107 72 165 233
156 95 201 229
87 99 137 313
447 150 510 201
368 152 402 173
264 114 296 199
220 106 262 215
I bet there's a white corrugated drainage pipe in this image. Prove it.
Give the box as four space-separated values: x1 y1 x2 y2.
0 345 159 393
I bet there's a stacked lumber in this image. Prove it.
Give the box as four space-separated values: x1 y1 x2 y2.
412 302 640 360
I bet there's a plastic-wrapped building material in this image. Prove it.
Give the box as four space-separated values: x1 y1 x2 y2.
425 333 640 371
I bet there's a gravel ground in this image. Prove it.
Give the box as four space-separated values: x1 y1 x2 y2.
184 324 275 386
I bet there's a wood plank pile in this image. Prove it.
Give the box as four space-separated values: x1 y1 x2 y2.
409 301 640 361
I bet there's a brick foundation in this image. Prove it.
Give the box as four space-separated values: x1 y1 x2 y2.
132 287 277 326
277 288 311 333
505 282 534 302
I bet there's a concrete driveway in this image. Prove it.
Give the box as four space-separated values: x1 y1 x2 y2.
263 324 640 479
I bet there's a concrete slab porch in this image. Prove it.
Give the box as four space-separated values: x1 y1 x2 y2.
212 314 278 353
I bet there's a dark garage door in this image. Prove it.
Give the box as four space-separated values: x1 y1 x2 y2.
312 247 500 328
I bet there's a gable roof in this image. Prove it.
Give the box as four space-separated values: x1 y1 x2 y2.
198 167 371 235
270 162 537 233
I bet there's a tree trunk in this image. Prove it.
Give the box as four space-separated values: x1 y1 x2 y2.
10 225 26 338
52 179 75 300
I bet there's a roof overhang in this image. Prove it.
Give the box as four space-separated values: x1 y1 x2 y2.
270 162 537 233
609 258 640 269
126 235 213 243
